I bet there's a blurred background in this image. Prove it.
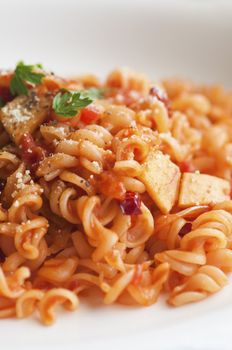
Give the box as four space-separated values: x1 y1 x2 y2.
0 0 232 85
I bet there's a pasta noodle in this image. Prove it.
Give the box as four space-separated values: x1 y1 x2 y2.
0 66 231 325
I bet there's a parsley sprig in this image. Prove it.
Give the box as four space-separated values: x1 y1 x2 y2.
53 89 96 117
10 61 45 96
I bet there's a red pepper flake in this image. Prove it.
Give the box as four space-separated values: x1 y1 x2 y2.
132 264 143 285
80 105 100 124
120 191 142 215
179 222 192 237
20 133 47 173
178 161 195 173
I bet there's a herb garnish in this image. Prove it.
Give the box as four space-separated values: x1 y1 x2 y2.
53 89 96 117
10 61 45 96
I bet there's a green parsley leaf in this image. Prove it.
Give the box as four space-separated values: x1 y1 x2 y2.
10 61 45 96
53 89 93 117
0 97 5 108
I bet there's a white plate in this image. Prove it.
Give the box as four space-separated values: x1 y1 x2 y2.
1 0 232 349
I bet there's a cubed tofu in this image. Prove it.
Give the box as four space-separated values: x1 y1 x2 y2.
139 149 181 213
0 91 51 145
179 173 230 208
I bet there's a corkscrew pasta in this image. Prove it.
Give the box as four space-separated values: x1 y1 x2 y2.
0 65 232 325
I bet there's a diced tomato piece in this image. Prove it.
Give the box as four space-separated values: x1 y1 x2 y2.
178 161 195 173
52 104 100 128
80 105 100 125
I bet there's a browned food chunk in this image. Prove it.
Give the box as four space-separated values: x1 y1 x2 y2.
0 91 51 144
139 149 181 213
179 173 230 207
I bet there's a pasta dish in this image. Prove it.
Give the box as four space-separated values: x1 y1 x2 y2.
0 63 232 325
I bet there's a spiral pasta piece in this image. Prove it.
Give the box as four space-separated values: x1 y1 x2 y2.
127 263 170 305
15 217 49 259
76 196 118 262
56 125 113 174
16 289 45 318
168 265 228 306
0 266 30 298
38 257 78 284
38 288 79 325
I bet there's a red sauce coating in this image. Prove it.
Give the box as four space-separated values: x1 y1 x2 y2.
95 171 126 200
20 133 47 173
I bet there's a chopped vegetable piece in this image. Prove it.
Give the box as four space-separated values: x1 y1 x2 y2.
120 191 142 215
10 61 45 96
0 91 51 145
139 149 180 213
179 173 230 208
80 105 100 124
